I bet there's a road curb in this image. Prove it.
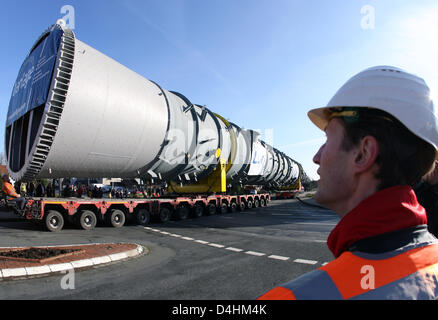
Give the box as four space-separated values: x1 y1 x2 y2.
0 244 145 280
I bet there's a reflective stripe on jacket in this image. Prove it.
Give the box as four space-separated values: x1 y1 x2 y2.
258 226 438 300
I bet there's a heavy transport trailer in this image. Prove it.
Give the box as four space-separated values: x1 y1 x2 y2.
20 193 271 232
275 191 298 200
274 176 303 200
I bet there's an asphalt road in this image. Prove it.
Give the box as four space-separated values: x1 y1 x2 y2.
0 197 339 300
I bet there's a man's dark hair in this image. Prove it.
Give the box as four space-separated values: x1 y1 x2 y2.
335 107 436 191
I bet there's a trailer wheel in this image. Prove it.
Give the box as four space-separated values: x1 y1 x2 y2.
159 207 171 223
107 209 126 228
78 210 97 230
193 204 203 218
218 203 228 214
205 203 216 216
254 199 260 208
45 210 64 232
238 201 246 211
175 206 189 220
246 200 253 209
229 202 237 213
135 209 150 225
260 198 266 207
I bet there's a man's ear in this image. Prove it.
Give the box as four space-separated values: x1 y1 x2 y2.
353 135 379 173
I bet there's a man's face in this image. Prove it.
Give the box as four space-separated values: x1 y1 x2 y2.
312 118 356 214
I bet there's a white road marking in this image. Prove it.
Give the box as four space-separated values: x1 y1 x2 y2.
208 243 225 248
169 234 182 237
294 258 318 265
225 247 244 252
194 240 209 244
245 251 266 257
268 255 290 261
141 226 320 264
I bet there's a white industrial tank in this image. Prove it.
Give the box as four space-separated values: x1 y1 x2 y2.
5 23 300 187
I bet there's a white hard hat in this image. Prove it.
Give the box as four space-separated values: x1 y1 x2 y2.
308 66 438 151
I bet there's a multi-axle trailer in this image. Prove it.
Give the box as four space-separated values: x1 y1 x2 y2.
24 193 271 232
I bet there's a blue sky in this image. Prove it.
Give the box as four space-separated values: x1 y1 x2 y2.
1 0 437 180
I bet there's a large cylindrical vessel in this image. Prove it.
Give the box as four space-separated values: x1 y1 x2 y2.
5 23 301 188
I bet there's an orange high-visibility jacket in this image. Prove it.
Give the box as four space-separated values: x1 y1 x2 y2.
258 186 438 300
258 229 438 300
2 181 20 199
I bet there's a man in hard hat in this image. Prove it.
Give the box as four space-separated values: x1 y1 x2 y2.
2 174 27 213
258 66 438 300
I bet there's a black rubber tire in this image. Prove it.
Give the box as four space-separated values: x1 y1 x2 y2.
218 203 228 214
159 207 171 223
260 198 266 207
229 202 237 213
205 203 216 216
135 209 151 225
238 201 246 211
246 200 253 209
107 209 126 228
175 206 189 220
78 210 97 230
45 210 64 232
254 199 260 208
192 204 203 218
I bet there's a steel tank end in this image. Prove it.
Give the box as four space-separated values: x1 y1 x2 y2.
6 22 169 181
5 22 74 181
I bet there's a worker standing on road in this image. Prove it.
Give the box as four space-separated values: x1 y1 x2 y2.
258 66 438 300
2 174 27 212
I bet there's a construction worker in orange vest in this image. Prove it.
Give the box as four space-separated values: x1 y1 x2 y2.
258 66 438 300
2 174 27 213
